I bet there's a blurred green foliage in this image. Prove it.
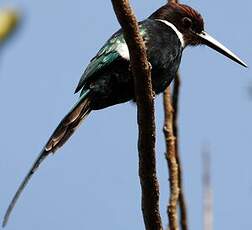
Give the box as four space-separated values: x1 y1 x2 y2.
0 8 20 42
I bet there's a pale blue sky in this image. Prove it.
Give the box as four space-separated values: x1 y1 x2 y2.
0 0 251 229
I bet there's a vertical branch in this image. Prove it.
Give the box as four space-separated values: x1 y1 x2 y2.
163 87 179 230
202 147 213 230
172 75 188 230
163 0 188 229
111 1 163 230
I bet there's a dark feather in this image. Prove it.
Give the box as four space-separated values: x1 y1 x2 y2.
2 89 92 227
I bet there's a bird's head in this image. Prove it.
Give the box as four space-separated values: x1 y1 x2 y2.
150 2 247 67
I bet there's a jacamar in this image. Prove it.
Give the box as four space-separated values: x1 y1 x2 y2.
3 2 247 227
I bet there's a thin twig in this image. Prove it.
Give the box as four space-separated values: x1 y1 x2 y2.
111 1 163 229
202 147 213 230
172 74 188 230
164 0 188 230
163 87 179 230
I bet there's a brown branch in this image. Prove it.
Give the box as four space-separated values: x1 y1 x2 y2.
172 75 188 230
163 87 179 230
111 1 163 230
163 0 188 230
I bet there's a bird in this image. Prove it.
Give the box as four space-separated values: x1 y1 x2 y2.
3 2 247 227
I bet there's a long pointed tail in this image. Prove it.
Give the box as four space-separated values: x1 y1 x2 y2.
2 89 92 227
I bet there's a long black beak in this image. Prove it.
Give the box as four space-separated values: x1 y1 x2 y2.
197 31 247 68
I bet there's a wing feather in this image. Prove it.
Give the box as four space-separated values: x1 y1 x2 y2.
75 24 147 94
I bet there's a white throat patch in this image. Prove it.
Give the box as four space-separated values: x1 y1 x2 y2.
156 19 185 48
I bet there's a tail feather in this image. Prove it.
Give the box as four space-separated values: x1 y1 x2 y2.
45 91 91 152
2 89 92 227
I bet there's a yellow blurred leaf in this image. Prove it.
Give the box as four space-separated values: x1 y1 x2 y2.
0 8 19 42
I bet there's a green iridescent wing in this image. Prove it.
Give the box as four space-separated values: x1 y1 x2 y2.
75 25 147 94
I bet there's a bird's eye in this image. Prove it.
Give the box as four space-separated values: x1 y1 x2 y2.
182 17 192 29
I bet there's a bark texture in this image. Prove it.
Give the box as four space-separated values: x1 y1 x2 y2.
111 1 163 229
163 87 179 230
163 0 189 230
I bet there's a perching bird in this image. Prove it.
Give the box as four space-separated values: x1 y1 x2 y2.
3 2 247 227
